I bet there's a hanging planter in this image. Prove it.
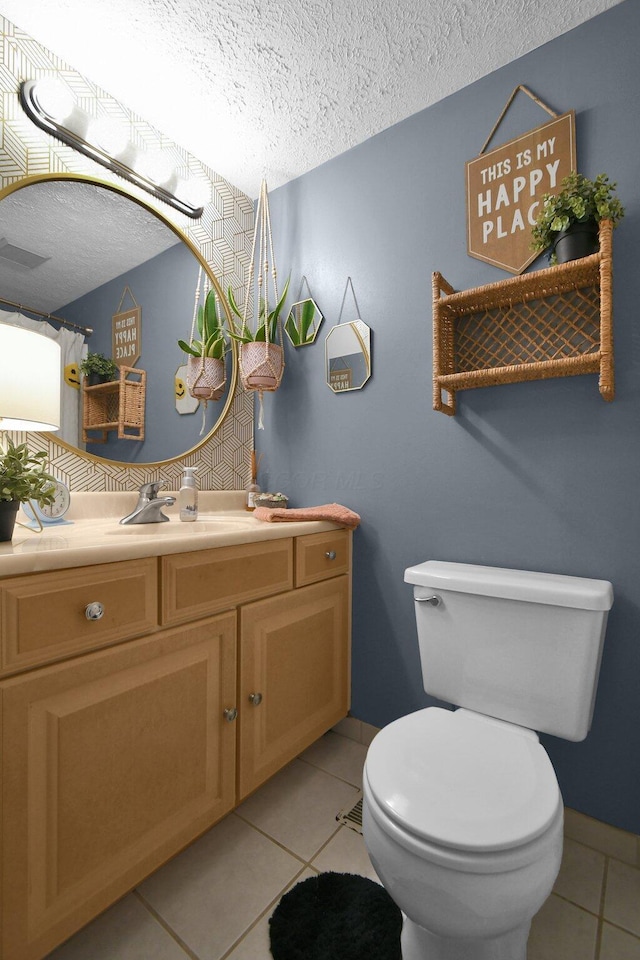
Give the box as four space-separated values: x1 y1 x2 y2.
227 180 289 424
186 355 226 400
239 342 284 390
178 267 228 402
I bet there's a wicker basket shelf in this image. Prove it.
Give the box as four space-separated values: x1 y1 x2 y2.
433 220 613 416
82 366 146 442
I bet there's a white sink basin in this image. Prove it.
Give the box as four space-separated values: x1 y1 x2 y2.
110 518 251 535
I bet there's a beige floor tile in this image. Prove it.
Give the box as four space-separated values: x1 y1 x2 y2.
332 716 362 742
604 858 640 936
137 814 300 960
236 757 358 860
45 894 190 960
225 869 316 960
300 730 368 787
527 894 598 960
600 923 640 960
552 838 605 913
311 824 380 883
564 808 638 865
360 722 380 747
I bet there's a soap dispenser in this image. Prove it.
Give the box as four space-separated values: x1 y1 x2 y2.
179 466 198 521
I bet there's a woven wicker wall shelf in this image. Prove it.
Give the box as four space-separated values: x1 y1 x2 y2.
82 366 146 442
433 220 613 416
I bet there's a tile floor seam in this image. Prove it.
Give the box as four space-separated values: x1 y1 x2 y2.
217 863 310 960
131 888 202 960
296 753 362 789
307 822 347 866
551 890 602 922
230 809 314 866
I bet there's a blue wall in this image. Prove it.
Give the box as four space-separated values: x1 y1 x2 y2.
63 243 228 462
258 0 640 834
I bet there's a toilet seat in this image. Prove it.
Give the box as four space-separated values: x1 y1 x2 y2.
365 707 560 854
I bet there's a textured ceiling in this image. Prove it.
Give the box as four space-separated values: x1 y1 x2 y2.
0 0 625 198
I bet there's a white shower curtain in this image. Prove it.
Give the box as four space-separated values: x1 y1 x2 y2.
0 309 88 447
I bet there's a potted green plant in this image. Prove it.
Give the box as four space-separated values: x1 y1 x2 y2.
227 278 289 390
178 288 228 400
530 171 625 265
0 438 55 540
80 352 118 386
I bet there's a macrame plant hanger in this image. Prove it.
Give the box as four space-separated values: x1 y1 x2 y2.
238 179 285 429
186 265 226 435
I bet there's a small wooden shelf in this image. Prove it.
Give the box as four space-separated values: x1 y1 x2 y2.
433 220 613 415
82 365 146 442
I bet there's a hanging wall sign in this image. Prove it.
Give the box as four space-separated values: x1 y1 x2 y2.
112 286 141 366
466 87 576 275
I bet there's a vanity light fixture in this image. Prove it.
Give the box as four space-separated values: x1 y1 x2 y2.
0 324 61 431
19 79 206 219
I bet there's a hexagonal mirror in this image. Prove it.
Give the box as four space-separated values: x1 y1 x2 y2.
285 297 324 347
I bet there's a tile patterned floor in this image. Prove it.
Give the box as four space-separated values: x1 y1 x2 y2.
45 725 640 960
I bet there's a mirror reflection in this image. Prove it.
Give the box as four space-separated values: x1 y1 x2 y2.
325 319 372 392
285 298 324 347
0 176 233 464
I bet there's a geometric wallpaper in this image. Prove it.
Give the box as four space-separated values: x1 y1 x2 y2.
0 14 254 492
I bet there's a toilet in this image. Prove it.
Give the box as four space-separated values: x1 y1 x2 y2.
362 560 613 960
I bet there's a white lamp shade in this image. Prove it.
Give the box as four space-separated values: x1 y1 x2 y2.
0 325 61 431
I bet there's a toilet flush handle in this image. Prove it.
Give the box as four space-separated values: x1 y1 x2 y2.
416 595 441 606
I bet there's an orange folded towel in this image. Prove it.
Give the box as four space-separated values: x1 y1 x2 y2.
253 503 361 529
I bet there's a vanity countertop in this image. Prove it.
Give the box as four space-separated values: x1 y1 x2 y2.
0 492 342 577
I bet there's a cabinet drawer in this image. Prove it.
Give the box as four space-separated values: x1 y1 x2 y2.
161 538 293 626
295 530 351 586
0 558 158 676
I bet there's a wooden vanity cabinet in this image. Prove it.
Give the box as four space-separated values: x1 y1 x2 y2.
238 574 350 799
0 529 351 960
1 613 237 960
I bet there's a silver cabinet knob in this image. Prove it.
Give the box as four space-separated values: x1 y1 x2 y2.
415 595 441 606
85 601 105 621
248 692 263 706
223 707 238 722
325 551 337 560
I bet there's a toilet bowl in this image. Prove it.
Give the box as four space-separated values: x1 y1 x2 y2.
363 707 564 960
362 560 612 960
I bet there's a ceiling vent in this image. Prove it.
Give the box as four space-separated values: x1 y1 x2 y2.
0 238 50 270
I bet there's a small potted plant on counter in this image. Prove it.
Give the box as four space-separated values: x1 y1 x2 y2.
178 288 228 401
530 171 625 265
0 437 55 540
80 352 118 386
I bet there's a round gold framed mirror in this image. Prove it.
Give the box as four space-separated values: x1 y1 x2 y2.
0 173 236 467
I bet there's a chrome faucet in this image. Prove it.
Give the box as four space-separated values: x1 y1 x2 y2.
120 481 176 524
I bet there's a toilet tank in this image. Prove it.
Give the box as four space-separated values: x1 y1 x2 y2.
404 561 613 741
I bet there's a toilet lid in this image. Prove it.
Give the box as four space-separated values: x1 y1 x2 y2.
366 708 560 853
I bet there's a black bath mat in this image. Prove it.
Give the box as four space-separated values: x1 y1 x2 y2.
269 872 402 960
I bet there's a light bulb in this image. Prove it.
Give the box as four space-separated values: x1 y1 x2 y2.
31 78 74 123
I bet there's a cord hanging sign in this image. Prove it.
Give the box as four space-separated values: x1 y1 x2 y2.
465 86 576 274
112 286 141 366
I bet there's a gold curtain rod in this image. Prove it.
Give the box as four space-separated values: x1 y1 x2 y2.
0 296 92 336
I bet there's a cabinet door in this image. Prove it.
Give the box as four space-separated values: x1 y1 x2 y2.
238 576 350 800
1 613 237 960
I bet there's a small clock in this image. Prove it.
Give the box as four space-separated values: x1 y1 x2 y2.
22 479 72 527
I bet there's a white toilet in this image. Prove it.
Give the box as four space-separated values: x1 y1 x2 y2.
363 560 613 960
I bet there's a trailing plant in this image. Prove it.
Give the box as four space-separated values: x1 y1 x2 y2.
531 171 625 260
285 299 319 346
80 352 118 380
227 277 290 344
0 437 56 506
178 288 228 360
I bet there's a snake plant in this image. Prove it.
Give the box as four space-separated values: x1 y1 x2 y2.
285 298 320 346
227 277 290 343
178 288 227 359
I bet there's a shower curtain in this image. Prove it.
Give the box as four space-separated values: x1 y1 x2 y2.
0 310 87 448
